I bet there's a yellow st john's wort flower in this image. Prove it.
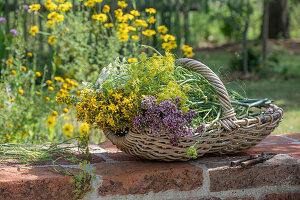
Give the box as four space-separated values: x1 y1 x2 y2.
18 89 24 95
104 23 114 28
102 5 110 13
128 58 138 63
45 97 50 102
29 26 39 36
63 108 69 114
132 35 139 40
148 16 156 24
27 52 32 57
21 66 26 71
51 111 59 117
158 25 168 34
10 70 16 75
142 29 156 37
118 1 128 8
62 124 73 137
35 71 41 77
130 10 140 16
145 8 156 14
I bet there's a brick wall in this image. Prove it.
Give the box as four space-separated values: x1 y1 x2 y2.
0 133 299 200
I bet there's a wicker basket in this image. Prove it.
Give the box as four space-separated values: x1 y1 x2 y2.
103 58 283 161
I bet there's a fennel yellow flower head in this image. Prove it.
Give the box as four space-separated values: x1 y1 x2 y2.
64 116 69 120
102 5 110 13
9 99 15 102
45 97 50 102
35 71 41 77
92 14 108 23
45 1 58 11
62 124 73 137
46 20 54 29
118 1 128 8
29 26 39 36
145 8 156 14
27 52 32 57
76 90 82 97
158 25 168 34
54 76 64 82
46 80 52 85
130 10 140 16
84 0 95 7
46 116 56 128
48 86 54 92
128 58 138 63
10 70 16 75
63 108 69 114
29 4 41 11
104 23 114 28
21 66 26 71
18 89 24 95
48 36 57 45
131 35 139 40
148 16 156 24
142 29 156 37
51 111 59 117
79 122 89 136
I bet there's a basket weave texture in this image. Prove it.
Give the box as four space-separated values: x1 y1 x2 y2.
103 58 283 161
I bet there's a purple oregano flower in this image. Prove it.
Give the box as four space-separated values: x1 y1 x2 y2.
0 17 5 24
23 5 29 10
10 29 18 36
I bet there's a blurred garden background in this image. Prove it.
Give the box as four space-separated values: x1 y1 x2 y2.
0 0 299 145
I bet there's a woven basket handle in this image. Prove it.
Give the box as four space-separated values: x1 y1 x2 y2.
176 58 238 131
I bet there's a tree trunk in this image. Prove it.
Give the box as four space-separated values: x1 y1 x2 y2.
268 0 289 38
242 0 250 76
262 0 269 65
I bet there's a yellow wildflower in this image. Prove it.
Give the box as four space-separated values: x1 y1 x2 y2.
18 89 24 95
118 34 129 42
27 52 32 57
63 108 69 114
9 99 15 102
46 116 56 128
29 4 41 11
142 29 156 37
46 80 52 85
10 70 16 75
21 66 26 71
131 35 139 40
92 13 108 23
79 122 89 136
145 8 156 14
128 58 138 63
64 116 69 120
114 9 123 19
118 1 128 8
46 20 54 29
7 123 13 128
51 111 59 117
7 58 13 64
56 14 64 22
62 124 73 137
18 124 22 128
77 90 82 97
48 36 57 45
102 5 110 13
45 97 50 102
148 16 156 24
48 12 59 20
160 34 176 42
104 23 114 28
6 134 11 140
36 91 41 95
45 1 57 11
84 0 95 7
21 133 27 138
134 19 148 27
158 25 168 34
130 10 140 16
48 86 54 92
0 104 4 108
29 26 39 36
35 71 41 77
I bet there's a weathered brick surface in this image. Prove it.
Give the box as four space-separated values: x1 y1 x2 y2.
102 152 142 161
280 134 300 141
95 161 203 196
258 136 293 145
98 141 120 152
242 144 300 155
209 164 300 192
260 193 300 200
0 167 74 200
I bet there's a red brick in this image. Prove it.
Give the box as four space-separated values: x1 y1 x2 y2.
280 133 300 141
258 136 292 145
98 141 120 152
102 152 142 162
0 167 74 200
260 193 300 200
243 144 300 155
95 161 203 196
209 164 300 192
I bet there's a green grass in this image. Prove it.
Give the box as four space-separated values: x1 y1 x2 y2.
195 51 300 134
